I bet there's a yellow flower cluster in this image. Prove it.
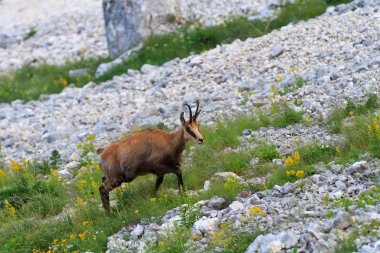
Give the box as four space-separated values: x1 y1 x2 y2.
276 74 282 82
303 115 313 126
368 116 380 138
285 151 300 168
211 221 233 248
76 197 84 206
9 160 21 172
0 169 6 178
286 169 305 179
78 230 89 240
158 241 165 250
4 199 16 217
150 197 157 203
249 206 266 217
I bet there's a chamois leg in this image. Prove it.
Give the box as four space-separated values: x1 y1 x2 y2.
155 175 164 192
174 169 184 191
99 178 123 211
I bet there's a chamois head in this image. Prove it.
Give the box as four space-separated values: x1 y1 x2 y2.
180 101 204 144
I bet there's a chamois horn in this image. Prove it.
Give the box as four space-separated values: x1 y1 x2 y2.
185 104 193 121
194 100 201 120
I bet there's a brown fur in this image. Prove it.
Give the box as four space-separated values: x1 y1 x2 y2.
98 102 203 210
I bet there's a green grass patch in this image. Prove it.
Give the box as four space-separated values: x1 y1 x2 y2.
251 142 280 162
0 57 108 103
0 0 351 103
327 93 379 134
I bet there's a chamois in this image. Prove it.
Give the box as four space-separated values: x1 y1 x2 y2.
97 101 204 210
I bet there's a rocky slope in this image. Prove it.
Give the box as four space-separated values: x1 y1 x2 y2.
0 0 379 252
0 0 282 73
0 0 379 164
107 160 380 253
0 0 107 72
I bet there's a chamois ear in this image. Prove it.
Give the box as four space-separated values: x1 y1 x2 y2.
180 112 186 125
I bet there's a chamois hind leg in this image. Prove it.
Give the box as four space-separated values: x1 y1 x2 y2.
155 175 164 192
99 178 123 211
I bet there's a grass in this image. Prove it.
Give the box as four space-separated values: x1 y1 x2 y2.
327 93 379 134
2 92 380 252
0 102 304 252
0 0 351 103
0 57 108 103
24 27 37 41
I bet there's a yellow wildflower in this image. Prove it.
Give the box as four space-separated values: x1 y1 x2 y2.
59 77 68 87
0 169 6 178
78 179 86 187
375 118 380 138
368 124 372 133
158 241 164 250
82 221 90 226
296 170 304 179
291 66 297 72
9 160 21 172
78 230 89 240
93 235 97 241
51 169 58 178
349 111 354 116
91 180 97 189
76 197 84 206
249 206 266 216
285 156 294 168
294 151 300 165
276 75 282 82
4 199 16 216
51 239 58 245
150 197 157 203
336 147 341 153
134 209 140 215
342 233 346 241
60 239 67 245
69 234 76 239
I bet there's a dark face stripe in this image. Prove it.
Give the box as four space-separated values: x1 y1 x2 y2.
185 126 197 139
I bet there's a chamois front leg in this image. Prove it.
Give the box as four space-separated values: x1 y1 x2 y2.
99 178 123 211
155 175 164 192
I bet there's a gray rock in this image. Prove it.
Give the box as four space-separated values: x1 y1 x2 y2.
279 231 299 249
207 197 228 210
42 132 66 143
229 201 244 212
192 217 220 236
335 180 346 190
0 29 18 49
69 68 92 79
269 46 285 59
333 212 353 229
242 129 252 136
58 169 72 180
103 0 180 57
130 224 144 240
95 58 123 78
346 161 368 174
250 158 259 165
210 172 245 184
